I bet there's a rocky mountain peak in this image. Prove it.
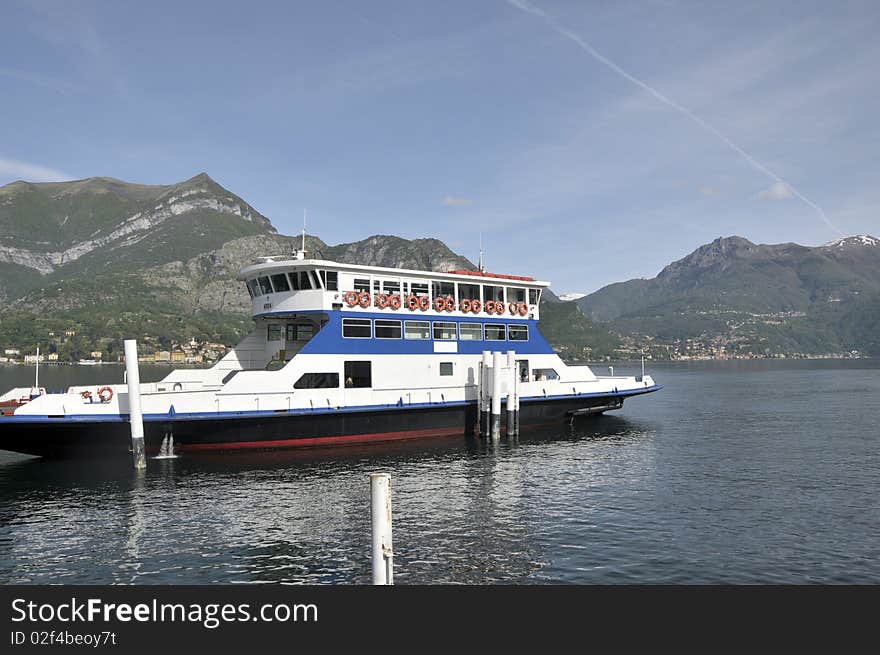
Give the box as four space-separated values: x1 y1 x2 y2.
657 235 759 281
823 235 879 249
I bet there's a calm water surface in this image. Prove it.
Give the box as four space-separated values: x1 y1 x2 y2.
1 360 878 584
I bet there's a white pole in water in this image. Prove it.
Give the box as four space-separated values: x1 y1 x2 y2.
34 347 39 389
506 350 516 436
491 351 502 439
476 357 483 436
124 340 146 470
480 351 491 436
515 371 520 436
370 473 393 585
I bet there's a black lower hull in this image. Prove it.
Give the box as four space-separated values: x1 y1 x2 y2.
0 395 629 459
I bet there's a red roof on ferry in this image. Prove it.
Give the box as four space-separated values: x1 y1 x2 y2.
447 269 535 282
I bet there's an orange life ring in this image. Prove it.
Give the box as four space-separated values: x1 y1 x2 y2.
344 290 359 307
508 302 517 315
471 300 482 313
460 298 472 312
80 390 92 400
434 296 446 312
495 302 505 315
376 293 389 309
97 386 113 403
406 295 419 311
358 291 371 308
485 300 496 313
444 296 455 312
389 294 402 310
517 302 528 316
418 296 430 311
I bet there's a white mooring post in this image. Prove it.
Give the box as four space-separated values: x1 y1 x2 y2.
506 350 516 436
476 355 483 436
370 473 393 585
480 351 491 436
491 350 502 439
124 340 146 470
514 377 520 436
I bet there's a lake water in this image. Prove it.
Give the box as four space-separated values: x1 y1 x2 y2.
1 360 878 584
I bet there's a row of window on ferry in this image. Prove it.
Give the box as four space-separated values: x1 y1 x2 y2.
341 318 528 342
245 270 541 305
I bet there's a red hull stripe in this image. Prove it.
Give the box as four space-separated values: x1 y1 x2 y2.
177 426 464 451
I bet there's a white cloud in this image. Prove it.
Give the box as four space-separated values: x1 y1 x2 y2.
442 195 473 207
758 181 794 201
0 158 72 183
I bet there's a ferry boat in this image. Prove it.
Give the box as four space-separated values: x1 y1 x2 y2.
0 251 660 458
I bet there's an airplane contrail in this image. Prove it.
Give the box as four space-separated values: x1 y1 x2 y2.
506 0 842 235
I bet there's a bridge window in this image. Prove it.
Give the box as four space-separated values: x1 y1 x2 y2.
375 319 402 339
433 321 457 340
459 322 483 340
294 372 339 389
344 361 372 388
299 271 314 290
319 270 338 291
258 276 273 295
271 273 290 292
354 278 370 293
342 318 371 338
247 279 260 298
485 324 506 341
508 324 528 341
508 287 526 303
483 284 504 302
458 283 480 302
439 362 454 376
529 289 540 305
404 320 430 340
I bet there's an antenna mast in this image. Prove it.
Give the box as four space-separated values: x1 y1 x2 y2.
295 209 307 260
478 232 484 272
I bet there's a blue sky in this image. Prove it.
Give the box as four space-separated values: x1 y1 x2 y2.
2 0 878 293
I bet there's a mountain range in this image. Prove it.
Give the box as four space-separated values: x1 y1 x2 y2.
1 172 876 361
576 235 880 357
0 174 612 361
